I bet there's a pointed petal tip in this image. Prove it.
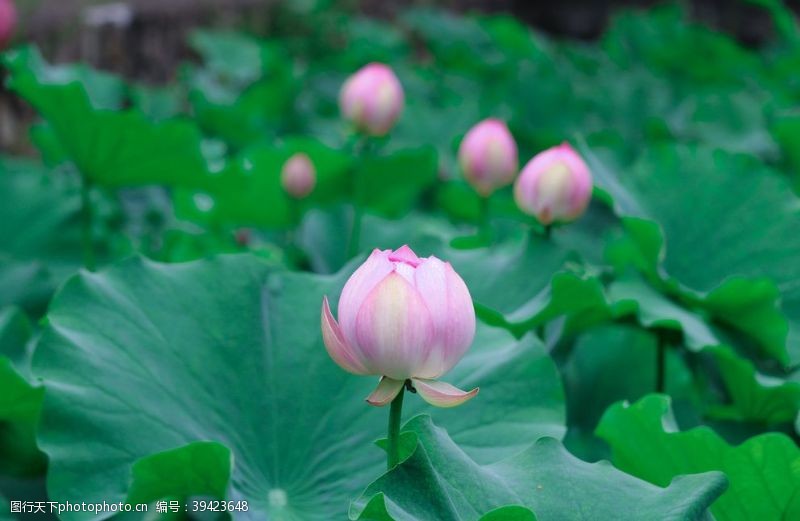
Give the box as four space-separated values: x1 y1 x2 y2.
412 379 479 408
389 244 421 266
321 296 370 375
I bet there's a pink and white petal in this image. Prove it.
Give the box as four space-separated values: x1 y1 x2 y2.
321 297 371 375
366 376 405 406
412 379 479 408
440 263 476 370
338 249 394 347
354 272 434 380
413 259 476 378
388 245 421 267
393 262 417 284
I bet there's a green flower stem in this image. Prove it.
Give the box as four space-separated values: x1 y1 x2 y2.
656 334 666 394
479 195 491 241
347 135 370 259
286 199 300 248
80 176 96 272
347 207 362 259
543 224 552 239
387 385 405 469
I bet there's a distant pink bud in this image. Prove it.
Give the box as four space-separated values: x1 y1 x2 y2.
0 0 16 49
280 153 316 199
514 143 593 225
458 119 518 196
339 63 404 136
321 246 479 407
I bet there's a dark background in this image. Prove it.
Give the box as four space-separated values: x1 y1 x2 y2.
10 0 789 81
0 0 793 153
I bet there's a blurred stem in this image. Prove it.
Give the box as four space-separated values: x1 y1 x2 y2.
656 334 666 394
479 195 491 242
543 224 552 239
287 199 300 248
80 176 96 271
347 135 370 259
347 207 362 258
387 386 405 469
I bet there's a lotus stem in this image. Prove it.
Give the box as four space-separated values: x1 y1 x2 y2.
387 384 405 469
80 176 95 271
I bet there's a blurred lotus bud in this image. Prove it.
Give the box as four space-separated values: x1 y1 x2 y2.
458 119 518 196
339 63 404 137
0 0 17 49
321 245 478 408
514 143 593 225
281 153 316 199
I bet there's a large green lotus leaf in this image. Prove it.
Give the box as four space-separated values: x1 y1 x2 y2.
189 77 297 149
184 31 296 148
33 254 565 520
352 415 725 521
587 142 800 366
605 275 800 427
604 218 789 366
664 90 777 159
399 8 515 78
178 143 436 231
0 257 55 321
563 325 697 462
0 159 83 263
125 441 232 507
130 84 184 122
188 30 269 86
2 46 127 110
29 122 70 168
3 50 210 189
602 5 761 87
0 158 86 314
774 114 800 191
0 307 33 370
601 274 800 426
597 394 800 521
439 237 606 336
0 308 45 477
606 275 718 351
704 345 800 425
323 16 411 70
355 147 438 218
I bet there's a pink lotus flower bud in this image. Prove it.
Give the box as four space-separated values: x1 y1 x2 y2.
339 63 404 137
281 153 316 199
458 119 518 196
514 142 593 225
0 0 17 49
321 246 478 408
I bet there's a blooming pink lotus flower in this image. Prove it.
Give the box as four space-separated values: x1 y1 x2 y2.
0 0 16 49
458 119 518 196
281 152 316 199
321 246 478 408
514 143 593 225
339 63 404 137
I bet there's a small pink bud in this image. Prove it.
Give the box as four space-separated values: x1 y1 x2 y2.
514 143 593 225
458 119 518 196
280 153 316 199
0 0 17 49
339 63 404 137
321 246 479 408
